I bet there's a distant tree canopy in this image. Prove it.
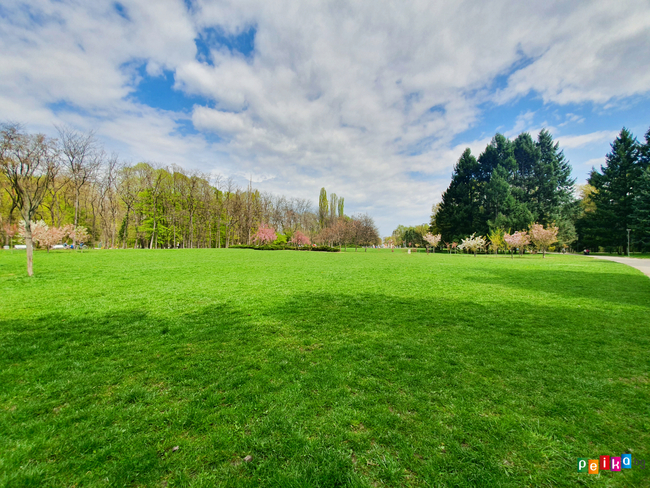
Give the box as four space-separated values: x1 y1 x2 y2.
433 130 575 244
0 126 375 253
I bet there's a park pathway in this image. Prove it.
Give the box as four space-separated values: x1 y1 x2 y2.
590 255 650 279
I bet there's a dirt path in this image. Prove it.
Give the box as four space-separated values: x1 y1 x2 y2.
590 255 650 278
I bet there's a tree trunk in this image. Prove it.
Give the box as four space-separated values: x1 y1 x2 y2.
73 186 80 247
150 216 156 249
122 210 129 249
23 219 34 276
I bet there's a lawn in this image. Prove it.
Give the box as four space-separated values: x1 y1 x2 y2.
1 249 649 487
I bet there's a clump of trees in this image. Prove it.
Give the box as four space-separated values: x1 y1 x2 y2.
1 124 383 275
430 125 650 255
432 129 575 247
388 224 431 248
576 128 650 253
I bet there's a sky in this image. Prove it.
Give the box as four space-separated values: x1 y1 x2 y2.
1 0 650 236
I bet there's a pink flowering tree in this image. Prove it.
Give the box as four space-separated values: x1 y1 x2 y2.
19 220 49 248
253 224 277 245
503 231 530 258
40 226 69 252
3 223 18 248
423 233 442 253
529 223 559 258
289 230 311 248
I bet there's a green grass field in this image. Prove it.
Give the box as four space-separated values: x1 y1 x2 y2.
1 249 649 487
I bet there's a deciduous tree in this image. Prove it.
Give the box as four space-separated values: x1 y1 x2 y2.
1 124 60 276
503 231 530 258
458 233 486 256
529 223 558 258
253 224 277 245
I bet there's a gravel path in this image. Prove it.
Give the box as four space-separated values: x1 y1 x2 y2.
590 255 650 278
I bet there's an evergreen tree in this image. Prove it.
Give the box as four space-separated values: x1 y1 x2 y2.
318 187 328 228
583 128 641 252
535 129 575 224
434 148 480 241
640 127 650 170
512 132 540 216
632 167 650 251
434 129 575 241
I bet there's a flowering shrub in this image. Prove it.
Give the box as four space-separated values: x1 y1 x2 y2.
289 230 311 247
529 223 559 258
253 224 277 245
458 233 486 256
503 231 530 258
18 220 49 246
423 233 442 252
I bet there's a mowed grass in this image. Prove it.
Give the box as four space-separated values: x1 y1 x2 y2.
1 249 649 487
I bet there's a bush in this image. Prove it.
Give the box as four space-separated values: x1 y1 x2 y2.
311 245 340 252
256 244 287 251
228 244 340 252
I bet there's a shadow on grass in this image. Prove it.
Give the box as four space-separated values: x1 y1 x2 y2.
1 290 649 487
459 264 650 308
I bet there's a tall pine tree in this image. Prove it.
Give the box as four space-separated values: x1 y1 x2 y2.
632 167 650 251
434 148 480 241
583 128 642 252
434 129 575 241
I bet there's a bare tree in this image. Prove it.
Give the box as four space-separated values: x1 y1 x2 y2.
1 123 60 276
355 213 380 251
97 153 120 248
56 126 100 247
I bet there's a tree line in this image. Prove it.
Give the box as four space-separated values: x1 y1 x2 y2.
1 123 380 275
428 126 650 254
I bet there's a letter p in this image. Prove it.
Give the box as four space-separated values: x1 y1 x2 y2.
578 458 588 473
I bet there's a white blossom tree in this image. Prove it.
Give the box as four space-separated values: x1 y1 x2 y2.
423 232 442 252
458 233 486 256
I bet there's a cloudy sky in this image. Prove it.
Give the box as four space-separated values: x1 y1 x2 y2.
2 0 650 235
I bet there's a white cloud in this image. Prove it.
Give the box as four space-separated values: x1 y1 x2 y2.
583 157 606 168
556 130 619 149
1 0 650 234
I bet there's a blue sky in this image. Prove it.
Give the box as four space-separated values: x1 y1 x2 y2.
1 0 650 235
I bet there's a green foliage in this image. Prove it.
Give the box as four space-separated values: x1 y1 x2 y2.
434 130 574 242
1 250 648 486
318 187 328 228
273 233 288 245
579 128 643 252
632 167 650 251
